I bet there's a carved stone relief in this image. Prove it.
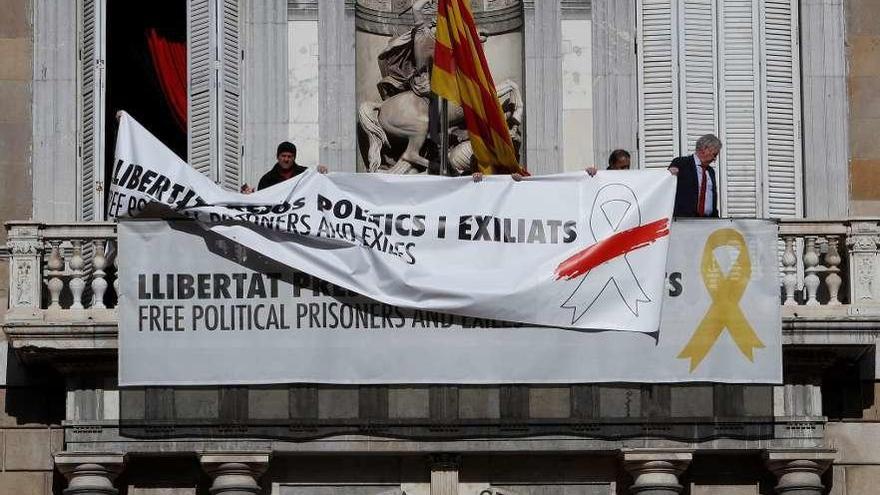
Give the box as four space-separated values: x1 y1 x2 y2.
847 222 880 303
6 235 41 309
12 260 34 307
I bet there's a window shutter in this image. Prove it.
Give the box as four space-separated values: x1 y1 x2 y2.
677 0 718 153
637 0 679 168
78 0 106 221
188 0 241 188
718 0 761 217
188 0 214 176
218 0 241 191
761 0 802 218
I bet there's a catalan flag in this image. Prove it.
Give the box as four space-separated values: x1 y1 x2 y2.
431 0 523 175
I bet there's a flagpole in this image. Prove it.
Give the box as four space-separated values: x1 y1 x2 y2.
440 97 449 176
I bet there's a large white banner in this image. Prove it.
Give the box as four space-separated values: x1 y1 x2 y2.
118 219 781 385
111 112 675 333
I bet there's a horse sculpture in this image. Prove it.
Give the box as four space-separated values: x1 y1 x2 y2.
357 0 523 175
358 81 523 174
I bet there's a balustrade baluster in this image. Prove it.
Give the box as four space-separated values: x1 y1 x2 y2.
824 236 842 305
46 240 65 309
91 239 108 309
113 241 119 303
803 236 821 306
782 235 798 306
69 239 85 309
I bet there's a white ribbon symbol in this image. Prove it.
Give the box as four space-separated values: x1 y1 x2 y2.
560 184 651 325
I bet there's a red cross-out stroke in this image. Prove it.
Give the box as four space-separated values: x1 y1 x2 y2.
555 218 671 280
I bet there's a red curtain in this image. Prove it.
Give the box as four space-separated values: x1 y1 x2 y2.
146 28 187 133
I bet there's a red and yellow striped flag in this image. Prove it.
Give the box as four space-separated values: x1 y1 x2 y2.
431 0 524 175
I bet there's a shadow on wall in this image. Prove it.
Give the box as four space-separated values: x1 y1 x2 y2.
1 343 65 425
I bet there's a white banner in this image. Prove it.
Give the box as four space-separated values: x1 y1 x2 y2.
118 219 781 385
111 112 676 333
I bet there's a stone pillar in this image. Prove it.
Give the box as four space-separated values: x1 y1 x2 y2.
765 451 835 495
319 0 357 171
622 450 692 495
5 222 43 321
522 0 563 175
200 453 271 495
54 452 125 495
430 454 460 495
847 221 880 308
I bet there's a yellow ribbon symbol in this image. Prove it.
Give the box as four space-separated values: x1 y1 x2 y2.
677 228 765 372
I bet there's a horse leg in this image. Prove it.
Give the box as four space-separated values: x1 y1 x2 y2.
376 93 432 172
398 132 430 169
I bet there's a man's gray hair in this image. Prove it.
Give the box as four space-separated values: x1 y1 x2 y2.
695 134 723 152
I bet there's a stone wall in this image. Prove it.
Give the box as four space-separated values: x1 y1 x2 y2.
839 2 880 492
825 422 880 495
0 0 33 319
0 0 33 244
0 2 54 494
847 0 880 215
0 385 65 495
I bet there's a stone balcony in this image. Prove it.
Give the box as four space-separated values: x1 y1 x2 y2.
3 221 118 356
5 219 880 351
2 218 879 354
4 219 867 451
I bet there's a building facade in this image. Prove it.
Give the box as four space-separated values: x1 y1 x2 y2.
1 0 880 493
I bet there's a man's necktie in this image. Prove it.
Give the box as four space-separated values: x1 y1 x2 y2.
696 165 708 216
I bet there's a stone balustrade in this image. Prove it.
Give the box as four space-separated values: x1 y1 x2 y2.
778 220 848 308
5 219 880 347
4 221 118 350
5 221 118 319
778 219 880 315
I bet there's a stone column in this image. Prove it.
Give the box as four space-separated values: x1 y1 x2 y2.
430 454 460 495
200 453 271 495
622 450 692 495
54 452 125 495
765 451 835 495
318 0 357 171
522 0 563 175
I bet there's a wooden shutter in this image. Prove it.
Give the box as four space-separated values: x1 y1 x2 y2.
188 0 214 176
637 0 679 168
677 0 718 153
718 0 761 217
218 0 241 190
188 0 241 188
636 0 802 218
761 0 802 218
78 0 106 221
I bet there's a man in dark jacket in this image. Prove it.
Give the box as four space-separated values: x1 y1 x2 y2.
668 134 722 218
241 142 327 193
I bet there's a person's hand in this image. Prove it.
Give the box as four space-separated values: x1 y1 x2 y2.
240 183 255 194
511 173 523 182
317 165 329 174
668 166 679 176
585 165 598 177
472 172 484 182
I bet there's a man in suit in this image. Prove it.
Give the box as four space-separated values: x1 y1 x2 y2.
668 134 722 217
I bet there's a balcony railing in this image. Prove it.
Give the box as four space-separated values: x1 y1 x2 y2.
4 221 118 349
4 219 880 349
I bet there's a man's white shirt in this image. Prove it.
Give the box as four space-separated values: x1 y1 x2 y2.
693 153 715 216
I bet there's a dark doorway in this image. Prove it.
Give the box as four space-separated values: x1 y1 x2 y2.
105 0 187 203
